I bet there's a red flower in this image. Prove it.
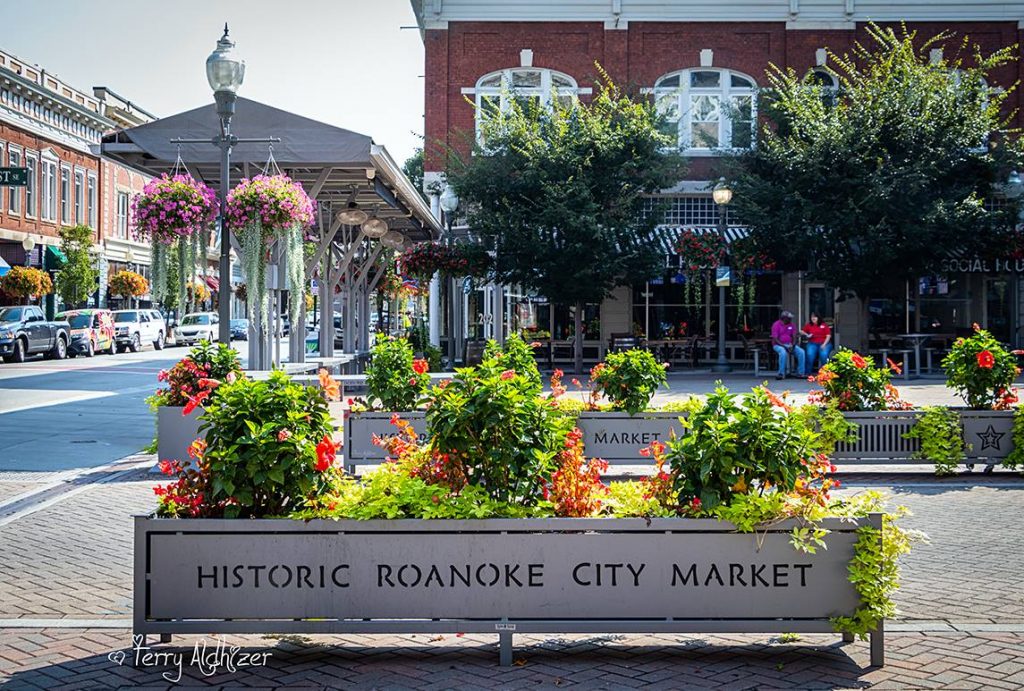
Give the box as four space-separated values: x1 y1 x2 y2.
277 429 292 442
412 359 429 375
315 435 339 472
887 358 902 375
851 353 867 369
197 378 221 390
500 369 516 380
182 390 210 416
158 460 174 476
977 350 995 369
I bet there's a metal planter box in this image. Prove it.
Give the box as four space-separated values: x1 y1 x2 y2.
343 411 427 471
156 406 202 464
833 409 1014 466
134 514 883 666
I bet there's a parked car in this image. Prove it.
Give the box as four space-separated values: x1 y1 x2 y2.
174 312 219 346
112 309 166 353
55 308 115 357
230 318 249 341
0 306 71 363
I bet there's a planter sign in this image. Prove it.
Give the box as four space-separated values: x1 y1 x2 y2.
134 515 884 666
156 406 202 465
576 411 685 464
346 411 686 469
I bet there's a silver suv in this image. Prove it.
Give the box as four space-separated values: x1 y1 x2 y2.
112 309 166 353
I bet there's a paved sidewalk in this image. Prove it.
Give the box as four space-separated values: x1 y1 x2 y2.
2 464 1024 688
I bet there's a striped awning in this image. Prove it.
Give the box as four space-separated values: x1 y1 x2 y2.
652 225 751 255
0 255 9 277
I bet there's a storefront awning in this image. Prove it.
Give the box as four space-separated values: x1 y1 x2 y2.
45 244 66 269
653 225 750 255
0 255 9 277
204 276 220 292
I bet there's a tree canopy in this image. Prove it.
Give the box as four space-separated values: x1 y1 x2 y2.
54 224 98 309
731 25 1023 302
448 71 685 370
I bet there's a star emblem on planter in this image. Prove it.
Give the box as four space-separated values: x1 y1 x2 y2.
976 425 1005 451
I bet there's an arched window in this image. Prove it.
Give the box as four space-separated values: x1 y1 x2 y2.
807 69 839 107
653 69 757 152
471 68 580 143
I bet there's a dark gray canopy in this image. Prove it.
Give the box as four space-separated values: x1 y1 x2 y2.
102 97 438 240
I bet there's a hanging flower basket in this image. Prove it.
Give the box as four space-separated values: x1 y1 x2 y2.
675 230 726 306
108 270 149 299
729 236 777 319
400 242 492 280
227 174 315 327
131 174 218 312
0 266 52 299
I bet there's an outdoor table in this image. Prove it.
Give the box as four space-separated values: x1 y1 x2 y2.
898 334 932 378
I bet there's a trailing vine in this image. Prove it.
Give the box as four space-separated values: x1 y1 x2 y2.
904 406 965 476
1001 406 1024 471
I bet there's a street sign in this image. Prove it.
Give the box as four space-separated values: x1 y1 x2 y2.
715 267 731 287
462 276 473 294
0 167 28 186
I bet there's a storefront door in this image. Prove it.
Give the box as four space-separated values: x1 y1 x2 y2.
985 277 1013 344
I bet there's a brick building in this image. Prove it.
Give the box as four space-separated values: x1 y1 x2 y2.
412 0 1024 360
0 49 155 312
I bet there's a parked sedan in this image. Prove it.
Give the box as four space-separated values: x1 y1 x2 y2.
174 312 219 346
230 318 249 341
56 309 115 357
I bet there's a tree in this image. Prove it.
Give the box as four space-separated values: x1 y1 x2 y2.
449 73 686 372
731 25 1023 347
402 148 427 202
54 224 98 309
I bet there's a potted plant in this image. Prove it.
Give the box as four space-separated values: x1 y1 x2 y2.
136 372 921 667
147 341 243 465
131 173 218 313
226 174 315 329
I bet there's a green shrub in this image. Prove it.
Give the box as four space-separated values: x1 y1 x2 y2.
943 325 1021 409
590 349 668 415
427 356 573 504
365 337 430 410
482 332 542 391
199 370 337 517
905 406 965 475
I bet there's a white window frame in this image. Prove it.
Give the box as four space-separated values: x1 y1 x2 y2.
87 172 97 229
60 163 71 224
465 68 588 145
651 68 758 155
7 145 21 216
74 169 85 225
23 151 36 219
41 155 58 222
116 189 129 239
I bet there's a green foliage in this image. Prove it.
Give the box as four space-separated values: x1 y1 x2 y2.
482 332 542 392
449 71 686 310
427 356 573 504
365 337 430 411
590 349 668 415
665 385 822 510
149 341 243 407
793 403 858 456
199 371 336 518
657 398 704 415
732 25 1024 300
832 507 927 638
401 148 426 202
905 406 965 475
55 224 98 308
942 326 1021 409
605 480 676 518
295 466 539 520
809 349 902 411
1001 406 1024 471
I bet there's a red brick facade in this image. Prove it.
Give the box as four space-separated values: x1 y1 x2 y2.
424 20 1024 175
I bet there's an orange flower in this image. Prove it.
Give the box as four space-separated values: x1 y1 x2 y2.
500 369 516 380
886 358 902 375
315 435 339 472
976 350 995 369
412 359 429 375
851 353 867 369
318 368 341 401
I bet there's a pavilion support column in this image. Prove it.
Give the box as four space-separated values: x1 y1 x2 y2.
319 245 334 357
429 272 441 347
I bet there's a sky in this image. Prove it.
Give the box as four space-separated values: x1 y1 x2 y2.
1 0 426 164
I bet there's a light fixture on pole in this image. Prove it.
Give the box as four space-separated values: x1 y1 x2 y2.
381 230 405 250
438 184 459 365
206 23 246 345
712 177 732 374
125 248 136 270
21 236 35 267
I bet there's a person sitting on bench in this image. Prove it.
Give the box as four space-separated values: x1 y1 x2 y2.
771 310 806 380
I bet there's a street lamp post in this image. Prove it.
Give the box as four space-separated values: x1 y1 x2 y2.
205 25 246 345
21 236 35 268
125 248 136 308
712 178 733 374
439 184 459 366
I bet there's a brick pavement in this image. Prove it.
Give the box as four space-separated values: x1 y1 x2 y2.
0 482 43 505
1 475 1023 687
